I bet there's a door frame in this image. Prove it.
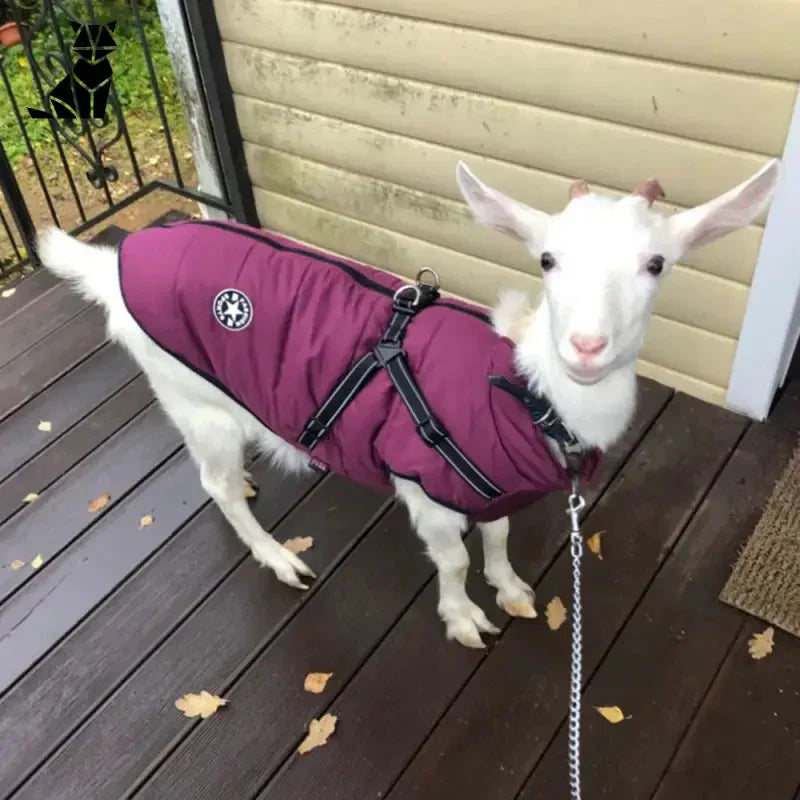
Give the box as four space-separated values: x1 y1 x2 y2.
726 85 800 420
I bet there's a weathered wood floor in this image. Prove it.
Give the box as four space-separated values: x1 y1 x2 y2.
1 216 798 800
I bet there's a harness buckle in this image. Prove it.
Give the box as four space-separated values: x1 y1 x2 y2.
416 416 448 447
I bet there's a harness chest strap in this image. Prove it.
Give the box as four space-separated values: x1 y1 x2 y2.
298 280 504 501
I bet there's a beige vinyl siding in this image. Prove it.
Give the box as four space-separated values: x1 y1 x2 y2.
214 0 800 405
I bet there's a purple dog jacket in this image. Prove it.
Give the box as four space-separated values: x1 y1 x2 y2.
118 219 599 522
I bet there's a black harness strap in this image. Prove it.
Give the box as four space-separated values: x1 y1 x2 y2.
299 282 504 501
488 375 585 468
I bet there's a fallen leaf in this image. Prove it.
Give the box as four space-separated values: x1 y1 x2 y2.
30 554 44 569
545 596 567 631
304 672 333 694
37 420 52 432
748 626 775 660
88 492 111 513
10 559 25 570
23 492 39 503
174 690 227 718
595 705 630 724
1 287 16 298
297 713 337 754
139 514 154 529
284 536 313 554
586 531 604 559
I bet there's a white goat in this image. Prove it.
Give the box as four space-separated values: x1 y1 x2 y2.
37 159 779 648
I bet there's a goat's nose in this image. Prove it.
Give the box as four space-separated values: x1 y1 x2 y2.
570 333 608 357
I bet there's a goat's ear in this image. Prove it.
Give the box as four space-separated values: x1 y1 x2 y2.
668 159 780 253
456 161 550 246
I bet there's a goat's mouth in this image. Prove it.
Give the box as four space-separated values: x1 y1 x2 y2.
564 362 609 385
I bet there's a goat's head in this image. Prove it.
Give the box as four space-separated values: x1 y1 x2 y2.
456 160 780 385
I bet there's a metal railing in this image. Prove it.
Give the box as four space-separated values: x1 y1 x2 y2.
0 0 238 278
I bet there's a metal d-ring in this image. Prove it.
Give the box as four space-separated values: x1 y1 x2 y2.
415 267 440 289
393 283 422 307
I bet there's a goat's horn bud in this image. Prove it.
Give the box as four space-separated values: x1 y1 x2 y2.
634 179 665 206
569 180 590 199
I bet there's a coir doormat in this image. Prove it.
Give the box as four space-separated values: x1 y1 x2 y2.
720 437 800 637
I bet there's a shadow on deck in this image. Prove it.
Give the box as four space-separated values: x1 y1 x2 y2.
1 216 798 800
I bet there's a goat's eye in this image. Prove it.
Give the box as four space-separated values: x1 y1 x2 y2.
540 252 556 272
646 255 665 276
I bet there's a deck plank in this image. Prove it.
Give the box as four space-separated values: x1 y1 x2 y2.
0 344 140 486
133 380 669 800
0 460 322 800
362 394 747 800
0 269 60 324
0 375 151 524
0 226 125 326
0 304 108 419
0 403 180 604
517 390 799 798
0 284 97 369
10 476 386 800
653 617 800 800
0 450 203 695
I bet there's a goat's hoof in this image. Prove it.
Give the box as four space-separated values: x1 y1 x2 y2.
244 473 259 502
441 601 500 649
253 540 315 590
502 598 537 619
495 577 536 619
454 629 486 649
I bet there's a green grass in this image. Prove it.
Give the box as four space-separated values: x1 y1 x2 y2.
0 0 184 166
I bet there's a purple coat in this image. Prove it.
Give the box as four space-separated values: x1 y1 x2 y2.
118 219 599 522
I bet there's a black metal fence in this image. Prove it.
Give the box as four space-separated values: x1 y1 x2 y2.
0 0 237 279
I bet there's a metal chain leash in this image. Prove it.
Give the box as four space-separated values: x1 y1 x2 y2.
567 475 586 800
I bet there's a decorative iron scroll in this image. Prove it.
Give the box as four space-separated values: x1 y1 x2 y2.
7 0 122 187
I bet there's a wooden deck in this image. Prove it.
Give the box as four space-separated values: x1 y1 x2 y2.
1 217 798 800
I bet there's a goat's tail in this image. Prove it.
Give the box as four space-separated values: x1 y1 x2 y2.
36 227 119 309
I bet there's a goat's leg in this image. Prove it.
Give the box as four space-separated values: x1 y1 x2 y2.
174 405 314 589
393 477 499 648
478 518 536 618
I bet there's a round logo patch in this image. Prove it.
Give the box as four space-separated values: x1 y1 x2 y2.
213 289 253 331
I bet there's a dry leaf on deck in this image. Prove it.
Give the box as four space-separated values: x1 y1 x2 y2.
284 536 313 554
139 514 154 529
748 626 775 660
30 554 44 569
297 713 338 754
37 420 52 432
88 492 111 513
174 690 227 719
2 287 17 298
23 492 39 504
545 596 567 631
10 559 25 570
304 672 333 694
586 531 604 559
595 705 630 724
